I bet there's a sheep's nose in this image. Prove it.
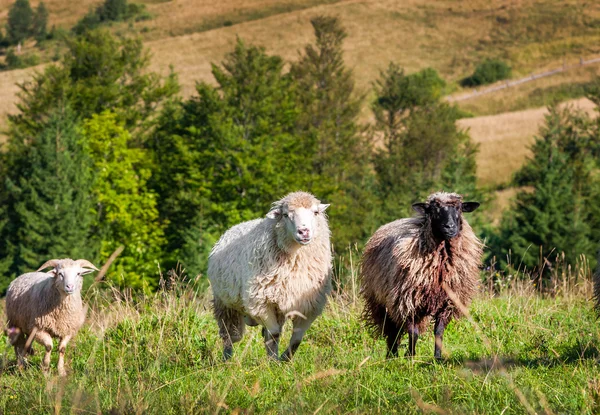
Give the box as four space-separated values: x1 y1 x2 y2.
65 284 74 292
297 228 310 238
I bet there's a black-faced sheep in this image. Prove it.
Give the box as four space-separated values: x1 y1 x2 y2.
360 192 483 359
5 258 98 375
208 191 332 361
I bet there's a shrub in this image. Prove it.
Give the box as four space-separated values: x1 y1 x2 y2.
461 58 512 87
5 48 40 69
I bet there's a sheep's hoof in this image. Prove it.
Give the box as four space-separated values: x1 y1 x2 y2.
222 346 233 361
279 353 292 362
58 369 67 377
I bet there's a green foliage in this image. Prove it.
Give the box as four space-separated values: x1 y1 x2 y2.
9 29 178 140
83 111 165 290
32 1 49 42
149 39 307 271
97 0 128 22
73 0 150 34
461 58 512 87
0 107 98 293
4 48 40 70
489 107 600 278
6 0 33 45
372 63 481 222
0 29 177 290
291 15 376 249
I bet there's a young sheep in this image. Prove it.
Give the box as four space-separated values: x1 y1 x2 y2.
208 191 332 361
5 258 98 375
360 192 483 359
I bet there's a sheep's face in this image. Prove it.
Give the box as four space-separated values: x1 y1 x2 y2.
52 264 90 295
413 199 480 241
267 203 330 245
37 259 98 296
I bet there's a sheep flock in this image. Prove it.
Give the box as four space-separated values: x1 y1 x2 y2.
2 189 598 377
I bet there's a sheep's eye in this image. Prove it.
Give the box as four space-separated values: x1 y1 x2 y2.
283 213 289 218
314 211 319 216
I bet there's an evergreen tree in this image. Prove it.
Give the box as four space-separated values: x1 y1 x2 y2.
149 40 306 271
0 107 98 293
83 111 166 290
97 0 128 22
9 29 179 145
32 1 49 42
371 63 479 222
6 0 34 44
490 107 597 278
291 16 375 248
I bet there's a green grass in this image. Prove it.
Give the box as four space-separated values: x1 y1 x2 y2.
1 280 599 414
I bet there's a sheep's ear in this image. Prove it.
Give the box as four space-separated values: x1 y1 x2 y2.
462 202 480 213
412 203 427 214
318 203 330 213
266 207 281 219
80 268 96 276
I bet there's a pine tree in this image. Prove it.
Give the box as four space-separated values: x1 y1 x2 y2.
97 0 128 22
291 16 375 248
9 29 179 144
371 63 479 222
0 107 98 293
6 0 34 44
32 1 49 42
149 39 307 271
491 107 597 278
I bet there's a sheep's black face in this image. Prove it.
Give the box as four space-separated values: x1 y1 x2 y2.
412 200 480 241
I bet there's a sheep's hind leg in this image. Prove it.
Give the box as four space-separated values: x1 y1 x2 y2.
214 298 245 361
57 335 71 376
366 301 402 358
34 331 54 373
10 329 27 369
280 313 317 362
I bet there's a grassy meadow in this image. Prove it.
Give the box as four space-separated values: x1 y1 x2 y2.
1 261 599 414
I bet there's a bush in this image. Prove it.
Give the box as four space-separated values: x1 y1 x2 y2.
5 48 40 69
461 58 512 87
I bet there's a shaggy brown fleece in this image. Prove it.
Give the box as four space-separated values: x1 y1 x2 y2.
360 192 483 356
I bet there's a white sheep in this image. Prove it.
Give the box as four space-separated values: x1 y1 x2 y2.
208 191 332 361
5 258 98 375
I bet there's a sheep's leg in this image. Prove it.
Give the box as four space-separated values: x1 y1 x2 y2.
214 297 245 360
434 316 450 360
261 313 283 360
406 322 419 358
11 330 27 369
34 331 54 372
280 314 317 362
57 336 71 376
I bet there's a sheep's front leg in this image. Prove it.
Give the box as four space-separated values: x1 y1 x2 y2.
261 313 283 360
434 316 450 360
280 314 317 362
35 331 54 372
57 335 71 376
406 322 419 358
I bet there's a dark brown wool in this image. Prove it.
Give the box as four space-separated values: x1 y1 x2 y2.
359 192 483 357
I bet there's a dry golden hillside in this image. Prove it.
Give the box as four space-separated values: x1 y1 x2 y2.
0 0 598 194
